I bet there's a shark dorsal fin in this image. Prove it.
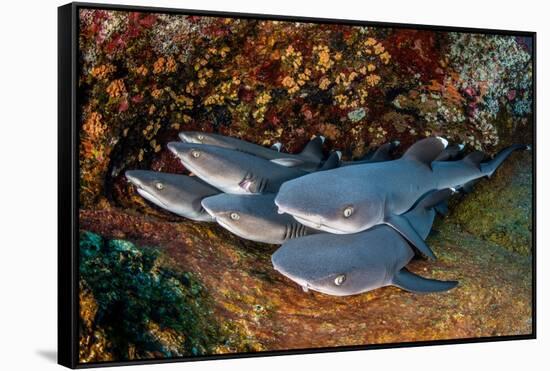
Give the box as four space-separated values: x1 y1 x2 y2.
318 151 341 171
392 268 458 294
463 151 485 170
299 136 324 161
402 137 448 167
369 140 400 162
271 142 283 152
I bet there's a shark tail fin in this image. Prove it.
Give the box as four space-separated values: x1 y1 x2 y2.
402 137 448 168
392 268 458 294
480 144 530 177
299 136 325 161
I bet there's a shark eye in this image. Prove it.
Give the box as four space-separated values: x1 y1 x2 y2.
197 134 204 141
192 150 201 158
155 182 164 190
343 206 354 218
334 274 346 286
230 212 240 220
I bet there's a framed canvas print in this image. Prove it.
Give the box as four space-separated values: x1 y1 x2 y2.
58 2 536 368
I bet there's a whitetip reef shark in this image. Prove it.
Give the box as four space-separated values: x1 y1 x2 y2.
201 193 319 244
274 137 529 259
272 189 458 296
167 142 340 195
125 170 219 221
179 131 326 172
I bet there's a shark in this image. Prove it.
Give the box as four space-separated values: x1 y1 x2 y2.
201 193 318 244
125 170 219 221
167 142 340 195
271 189 458 296
274 137 529 259
179 131 326 172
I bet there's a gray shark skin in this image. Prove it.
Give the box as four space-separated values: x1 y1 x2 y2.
168 142 309 194
201 193 317 244
274 138 528 259
179 132 325 171
125 170 219 221
341 141 400 166
272 225 458 296
272 189 457 296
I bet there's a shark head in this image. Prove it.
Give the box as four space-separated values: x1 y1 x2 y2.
168 142 258 194
178 131 233 148
274 171 385 234
271 231 395 296
125 170 217 221
201 193 289 244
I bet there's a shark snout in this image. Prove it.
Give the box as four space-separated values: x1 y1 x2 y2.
125 170 146 187
167 142 185 157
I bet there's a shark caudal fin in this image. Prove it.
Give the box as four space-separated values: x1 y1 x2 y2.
299 136 325 161
480 144 530 177
392 268 458 294
402 137 448 168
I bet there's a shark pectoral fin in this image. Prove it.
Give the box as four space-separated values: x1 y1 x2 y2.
460 180 478 194
417 189 454 210
384 214 437 260
271 142 283 152
392 268 458 294
434 201 449 216
270 158 305 167
402 137 448 168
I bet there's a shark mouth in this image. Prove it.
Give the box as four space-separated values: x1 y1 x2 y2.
136 188 168 209
290 215 349 235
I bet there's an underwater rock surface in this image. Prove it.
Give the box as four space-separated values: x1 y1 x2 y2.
79 171 532 359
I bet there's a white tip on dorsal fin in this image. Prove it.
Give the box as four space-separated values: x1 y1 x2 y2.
402 137 449 168
271 142 283 152
318 135 326 144
436 137 449 148
336 150 342 160
458 143 465 151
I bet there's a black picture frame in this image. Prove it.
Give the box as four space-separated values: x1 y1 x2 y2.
58 2 537 368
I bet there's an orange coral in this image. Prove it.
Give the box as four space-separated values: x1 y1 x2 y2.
90 64 116 80
106 79 126 98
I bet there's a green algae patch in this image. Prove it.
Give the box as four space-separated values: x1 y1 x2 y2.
447 152 532 255
78 231 236 362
